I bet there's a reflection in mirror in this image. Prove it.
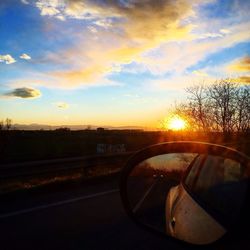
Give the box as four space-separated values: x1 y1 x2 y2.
126 153 248 245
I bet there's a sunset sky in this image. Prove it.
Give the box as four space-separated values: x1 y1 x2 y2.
0 0 249 128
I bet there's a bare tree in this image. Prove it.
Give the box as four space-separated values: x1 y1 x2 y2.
172 79 250 135
5 118 12 130
0 120 3 131
185 84 212 132
0 118 12 131
0 118 12 161
234 86 250 132
207 80 238 134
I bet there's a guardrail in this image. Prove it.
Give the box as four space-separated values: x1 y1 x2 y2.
0 152 135 179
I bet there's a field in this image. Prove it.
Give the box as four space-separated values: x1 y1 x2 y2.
0 130 249 195
1 129 249 163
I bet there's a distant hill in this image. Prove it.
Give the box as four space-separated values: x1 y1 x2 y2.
12 123 150 131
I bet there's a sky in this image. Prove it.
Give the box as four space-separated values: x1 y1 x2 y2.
0 0 249 129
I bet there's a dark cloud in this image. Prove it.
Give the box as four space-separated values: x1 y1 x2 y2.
68 0 186 12
65 0 193 40
5 87 41 98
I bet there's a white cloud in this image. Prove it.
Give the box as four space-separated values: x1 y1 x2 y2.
34 0 102 21
198 32 223 39
0 54 16 64
36 0 196 88
94 19 113 29
20 1 249 90
37 5 60 16
20 53 31 60
35 0 63 18
220 29 231 34
56 15 65 21
21 0 29 4
134 22 250 76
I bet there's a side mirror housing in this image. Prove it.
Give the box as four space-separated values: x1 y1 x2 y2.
120 142 250 246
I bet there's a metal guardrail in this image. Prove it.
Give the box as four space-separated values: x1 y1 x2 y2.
0 152 135 179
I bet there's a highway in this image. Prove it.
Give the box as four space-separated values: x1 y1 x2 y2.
0 175 191 250
0 175 247 250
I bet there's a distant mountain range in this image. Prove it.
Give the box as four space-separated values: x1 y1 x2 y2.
12 123 150 131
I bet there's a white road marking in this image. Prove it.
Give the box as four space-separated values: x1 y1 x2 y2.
132 179 159 213
0 189 119 219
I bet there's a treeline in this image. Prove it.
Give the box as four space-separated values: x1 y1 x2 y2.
175 80 250 134
0 118 12 131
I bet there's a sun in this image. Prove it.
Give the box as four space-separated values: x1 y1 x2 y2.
167 116 186 131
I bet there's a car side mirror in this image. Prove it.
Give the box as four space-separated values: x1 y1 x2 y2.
120 142 250 246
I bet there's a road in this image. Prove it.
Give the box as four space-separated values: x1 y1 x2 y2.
0 176 189 250
0 176 246 250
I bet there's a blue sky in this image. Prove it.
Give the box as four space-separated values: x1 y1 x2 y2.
0 0 249 128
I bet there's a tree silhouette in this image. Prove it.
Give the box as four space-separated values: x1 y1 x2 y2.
173 80 250 135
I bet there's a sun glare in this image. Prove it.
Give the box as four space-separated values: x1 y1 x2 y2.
167 116 186 131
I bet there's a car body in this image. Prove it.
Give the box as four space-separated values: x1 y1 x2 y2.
165 154 247 244
166 183 226 244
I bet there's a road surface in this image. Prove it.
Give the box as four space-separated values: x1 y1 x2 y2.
0 175 246 250
0 175 188 250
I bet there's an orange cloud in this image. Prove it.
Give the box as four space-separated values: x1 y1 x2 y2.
228 56 250 72
233 76 250 84
28 1 250 89
33 0 196 87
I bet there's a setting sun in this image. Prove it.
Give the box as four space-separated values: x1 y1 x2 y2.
167 116 186 131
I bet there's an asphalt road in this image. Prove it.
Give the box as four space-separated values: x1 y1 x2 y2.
0 176 248 250
0 176 187 250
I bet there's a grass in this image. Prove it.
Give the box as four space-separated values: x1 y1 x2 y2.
0 162 122 195
0 130 249 195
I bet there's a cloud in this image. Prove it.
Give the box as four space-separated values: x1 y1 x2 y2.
20 53 31 60
4 87 41 98
35 0 194 41
135 22 250 75
21 0 29 4
56 15 65 21
233 76 250 84
0 54 16 64
228 56 250 72
94 19 113 29
220 29 231 34
198 32 223 39
36 0 60 16
48 11 250 88
55 102 69 109
40 0 196 87
20 1 249 90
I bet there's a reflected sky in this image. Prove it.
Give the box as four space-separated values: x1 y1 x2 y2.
139 153 197 171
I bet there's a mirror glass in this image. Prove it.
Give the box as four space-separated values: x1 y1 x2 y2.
126 153 248 245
